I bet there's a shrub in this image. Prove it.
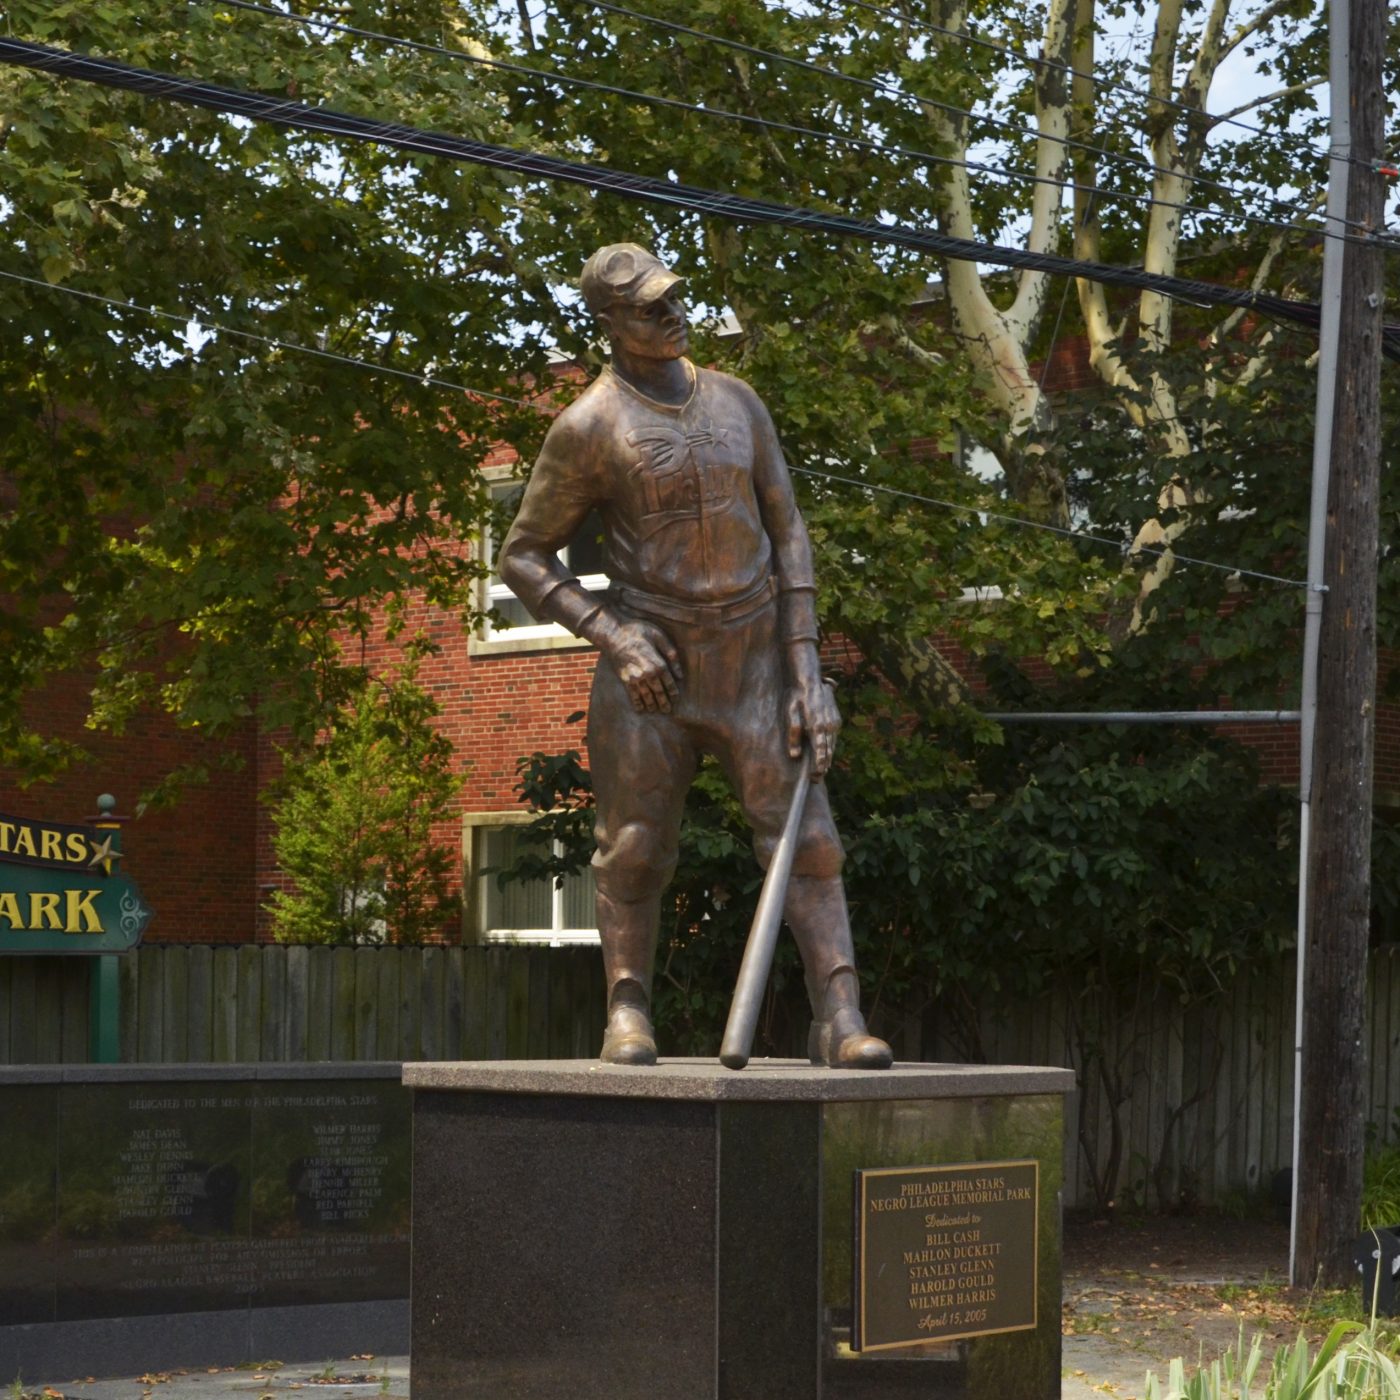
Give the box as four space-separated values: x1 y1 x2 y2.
1144 1324 1400 1399
1363 1144 1400 1233
266 657 461 945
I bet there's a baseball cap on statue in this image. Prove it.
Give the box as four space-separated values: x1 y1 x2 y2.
580 243 683 313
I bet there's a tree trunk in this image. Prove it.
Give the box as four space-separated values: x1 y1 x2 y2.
924 0 1074 523
1294 0 1386 1289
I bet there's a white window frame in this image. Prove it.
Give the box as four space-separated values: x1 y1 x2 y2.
469 465 609 656
462 811 600 948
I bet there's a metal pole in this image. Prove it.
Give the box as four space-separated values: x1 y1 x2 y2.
87 795 127 1063
88 955 121 1064
1291 0 1349 1285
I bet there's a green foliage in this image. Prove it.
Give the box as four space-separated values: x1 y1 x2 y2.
850 729 1293 1006
505 711 1297 1055
7 0 1382 801
266 657 460 945
1362 1141 1400 1233
0 0 567 783
0 0 1119 789
1143 1323 1400 1400
499 743 595 890
1055 337 1400 706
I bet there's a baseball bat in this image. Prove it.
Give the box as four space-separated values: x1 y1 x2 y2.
719 748 813 1070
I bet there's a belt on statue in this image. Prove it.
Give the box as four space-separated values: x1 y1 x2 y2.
611 575 777 629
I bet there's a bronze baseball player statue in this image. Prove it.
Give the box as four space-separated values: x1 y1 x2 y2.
498 243 892 1070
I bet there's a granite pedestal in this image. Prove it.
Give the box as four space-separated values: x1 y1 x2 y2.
405 1059 1074 1400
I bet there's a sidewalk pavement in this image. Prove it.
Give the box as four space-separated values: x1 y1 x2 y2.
16 1342 1186 1400
1059 1217 1294 1400
1063 1332 1165 1400
18 1357 410 1400
25 1351 1132 1400
17 1330 1249 1400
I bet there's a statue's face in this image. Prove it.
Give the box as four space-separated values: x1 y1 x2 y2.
600 291 690 360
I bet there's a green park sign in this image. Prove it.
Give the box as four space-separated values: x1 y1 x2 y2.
0 799 152 954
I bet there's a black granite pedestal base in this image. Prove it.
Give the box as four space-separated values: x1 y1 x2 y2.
405 1060 1073 1400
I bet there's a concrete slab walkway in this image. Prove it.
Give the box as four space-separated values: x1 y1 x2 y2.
16 1357 409 1400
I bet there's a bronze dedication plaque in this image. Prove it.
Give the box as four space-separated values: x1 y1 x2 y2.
852 1159 1038 1352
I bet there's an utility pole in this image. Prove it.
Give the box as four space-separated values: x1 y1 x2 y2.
1293 0 1387 1288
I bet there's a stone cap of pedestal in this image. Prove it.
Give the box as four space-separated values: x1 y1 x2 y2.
402 1057 1075 1102
0 1062 404 1084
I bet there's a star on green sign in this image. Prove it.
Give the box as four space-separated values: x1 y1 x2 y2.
87 834 122 871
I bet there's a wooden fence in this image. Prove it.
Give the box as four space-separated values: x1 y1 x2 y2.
920 957 1308 1213
3 943 1399 1210
0 944 603 1066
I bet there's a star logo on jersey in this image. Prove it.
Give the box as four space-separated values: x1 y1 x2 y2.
690 420 729 451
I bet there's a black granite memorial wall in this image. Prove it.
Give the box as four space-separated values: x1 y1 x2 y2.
0 1064 410 1379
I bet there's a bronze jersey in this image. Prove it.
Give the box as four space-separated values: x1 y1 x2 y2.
502 362 778 609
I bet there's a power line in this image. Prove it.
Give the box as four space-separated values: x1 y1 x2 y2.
791 467 1310 590
572 0 1370 236
211 0 1333 244
0 263 1311 590
4 37 1398 358
208 0 1347 246
822 0 1336 163
0 266 540 409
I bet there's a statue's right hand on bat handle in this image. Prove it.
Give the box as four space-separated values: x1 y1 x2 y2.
785 672 840 776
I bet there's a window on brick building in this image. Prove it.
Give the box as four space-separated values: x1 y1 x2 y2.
479 478 609 647
473 824 599 946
